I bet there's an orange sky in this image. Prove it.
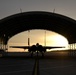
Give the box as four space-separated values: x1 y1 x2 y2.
8 29 68 52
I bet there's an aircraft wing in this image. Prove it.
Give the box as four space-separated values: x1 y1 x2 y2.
10 46 65 50
43 46 65 49
10 46 30 49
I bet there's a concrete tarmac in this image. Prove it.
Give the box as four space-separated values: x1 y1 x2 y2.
0 56 76 75
0 57 34 75
39 58 76 75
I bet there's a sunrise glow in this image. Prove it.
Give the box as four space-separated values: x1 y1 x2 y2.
8 30 69 52
46 35 68 46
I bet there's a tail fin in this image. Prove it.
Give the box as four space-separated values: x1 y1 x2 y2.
28 37 30 46
28 30 30 46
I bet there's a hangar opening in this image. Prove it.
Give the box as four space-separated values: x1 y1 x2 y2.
8 29 68 52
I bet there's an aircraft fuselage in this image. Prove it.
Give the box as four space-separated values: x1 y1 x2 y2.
28 43 46 52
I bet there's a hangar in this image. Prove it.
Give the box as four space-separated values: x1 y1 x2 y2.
0 11 76 49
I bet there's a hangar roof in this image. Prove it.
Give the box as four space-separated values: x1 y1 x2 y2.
0 11 76 44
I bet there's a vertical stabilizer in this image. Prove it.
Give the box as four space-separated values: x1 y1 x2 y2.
28 30 30 46
28 37 30 46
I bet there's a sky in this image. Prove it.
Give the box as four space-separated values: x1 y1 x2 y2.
0 0 76 19
0 0 76 52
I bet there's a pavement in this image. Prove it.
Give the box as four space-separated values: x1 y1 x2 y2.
39 58 76 75
0 57 34 75
0 55 76 75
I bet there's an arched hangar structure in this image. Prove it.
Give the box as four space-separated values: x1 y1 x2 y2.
0 11 76 49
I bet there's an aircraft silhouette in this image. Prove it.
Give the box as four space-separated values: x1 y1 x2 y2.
10 30 65 56
10 43 64 57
